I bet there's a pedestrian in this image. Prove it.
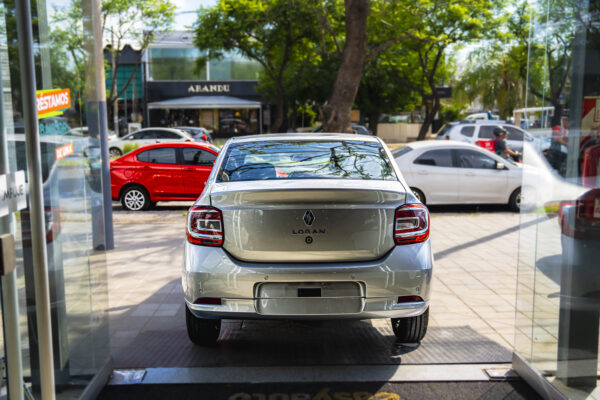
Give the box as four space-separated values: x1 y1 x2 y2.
493 127 520 161
548 125 568 173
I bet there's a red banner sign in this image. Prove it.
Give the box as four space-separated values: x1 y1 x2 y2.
55 142 74 160
37 89 71 116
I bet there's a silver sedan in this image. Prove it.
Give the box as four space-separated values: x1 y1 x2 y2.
182 134 433 345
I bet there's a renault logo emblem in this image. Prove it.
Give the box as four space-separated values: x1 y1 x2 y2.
303 210 315 226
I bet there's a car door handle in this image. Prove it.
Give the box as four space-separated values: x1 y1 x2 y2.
465 172 475 176
417 170 428 175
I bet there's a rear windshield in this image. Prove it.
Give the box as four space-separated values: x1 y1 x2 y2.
218 140 397 182
436 123 456 137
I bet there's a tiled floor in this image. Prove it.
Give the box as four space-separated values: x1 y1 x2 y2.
107 203 522 362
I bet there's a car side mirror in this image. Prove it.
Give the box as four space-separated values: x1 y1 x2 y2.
496 161 507 170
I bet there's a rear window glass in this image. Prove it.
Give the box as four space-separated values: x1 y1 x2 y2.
460 126 475 137
218 140 397 182
436 123 455 137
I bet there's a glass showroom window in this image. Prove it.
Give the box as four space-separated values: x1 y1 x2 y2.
0 0 110 398
514 1 600 398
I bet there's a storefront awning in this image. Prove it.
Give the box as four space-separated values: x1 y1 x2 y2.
147 95 262 110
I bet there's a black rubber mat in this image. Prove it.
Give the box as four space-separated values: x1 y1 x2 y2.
113 320 512 368
99 381 542 400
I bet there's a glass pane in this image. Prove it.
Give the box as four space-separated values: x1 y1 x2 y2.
478 125 497 139
145 148 177 164
457 149 495 169
460 126 475 137
182 148 217 166
219 140 397 182
414 149 453 167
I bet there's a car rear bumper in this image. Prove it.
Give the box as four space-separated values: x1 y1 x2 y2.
183 240 433 320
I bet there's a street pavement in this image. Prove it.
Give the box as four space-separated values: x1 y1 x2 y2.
106 201 521 364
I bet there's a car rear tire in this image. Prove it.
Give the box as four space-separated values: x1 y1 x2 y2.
186 305 221 345
410 188 426 205
109 147 122 158
509 188 521 212
121 185 150 211
391 307 429 343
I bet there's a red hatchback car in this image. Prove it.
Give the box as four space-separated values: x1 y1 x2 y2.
110 142 220 211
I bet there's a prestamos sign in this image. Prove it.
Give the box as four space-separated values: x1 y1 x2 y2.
36 89 71 119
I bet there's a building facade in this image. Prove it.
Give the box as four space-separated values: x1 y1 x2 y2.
144 31 268 138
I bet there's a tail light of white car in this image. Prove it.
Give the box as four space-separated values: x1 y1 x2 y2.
187 206 223 246
558 189 600 239
394 203 430 245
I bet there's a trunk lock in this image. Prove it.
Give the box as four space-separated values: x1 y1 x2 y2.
305 236 313 244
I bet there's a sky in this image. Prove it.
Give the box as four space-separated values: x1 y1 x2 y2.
47 0 216 29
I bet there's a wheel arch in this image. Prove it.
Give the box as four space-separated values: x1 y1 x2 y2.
119 182 151 201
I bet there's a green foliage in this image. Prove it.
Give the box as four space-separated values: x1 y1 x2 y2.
122 143 139 154
438 104 467 125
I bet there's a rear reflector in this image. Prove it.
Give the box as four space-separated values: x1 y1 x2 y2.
394 203 430 245
194 297 222 305
187 206 223 246
397 296 423 303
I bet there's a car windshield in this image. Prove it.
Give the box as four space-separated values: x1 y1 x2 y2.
218 140 397 182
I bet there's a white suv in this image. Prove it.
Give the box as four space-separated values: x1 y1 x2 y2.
436 120 543 153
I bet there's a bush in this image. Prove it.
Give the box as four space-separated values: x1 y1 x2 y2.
439 104 467 126
122 143 139 154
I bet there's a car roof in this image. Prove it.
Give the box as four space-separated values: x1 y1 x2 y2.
229 133 380 143
128 141 218 152
405 140 488 150
455 120 508 125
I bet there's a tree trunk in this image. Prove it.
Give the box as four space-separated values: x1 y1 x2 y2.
272 80 286 133
368 111 380 135
418 97 440 140
551 102 563 127
322 0 369 133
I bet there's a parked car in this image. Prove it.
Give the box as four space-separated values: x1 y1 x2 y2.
183 133 432 345
436 120 545 153
219 118 249 136
393 141 522 210
108 127 194 158
174 126 214 143
110 142 219 211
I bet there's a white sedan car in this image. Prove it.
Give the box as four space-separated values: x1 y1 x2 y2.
393 141 522 210
108 127 193 158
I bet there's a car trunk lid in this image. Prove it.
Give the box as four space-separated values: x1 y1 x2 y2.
210 180 406 263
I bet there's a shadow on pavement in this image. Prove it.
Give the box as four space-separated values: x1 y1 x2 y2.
109 280 512 369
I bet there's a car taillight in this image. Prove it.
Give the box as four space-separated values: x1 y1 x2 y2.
187 206 223 246
394 203 429 245
560 189 600 239
444 136 449 140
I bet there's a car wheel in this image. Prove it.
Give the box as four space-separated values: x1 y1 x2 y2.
186 305 221 345
410 188 426 205
121 186 150 211
509 188 521 212
391 307 429 343
109 147 122 158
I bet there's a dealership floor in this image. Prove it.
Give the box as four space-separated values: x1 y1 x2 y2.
101 202 535 399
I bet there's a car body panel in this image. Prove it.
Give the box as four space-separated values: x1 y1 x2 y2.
110 142 219 202
183 239 432 320
184 133 431 320
211 180 405 263
394 140 522 205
